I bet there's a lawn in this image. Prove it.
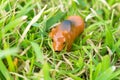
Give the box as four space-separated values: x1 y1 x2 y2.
0 0 120 80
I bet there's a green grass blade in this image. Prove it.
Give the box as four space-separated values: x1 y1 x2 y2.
43 62 52 80
16 1 36 17
86 20 110 32
6 55 15 72
0 47 19 72
101 55 110 72
105 25 114 49
108 69 120 80
3 16 27 33
76 57 84 69
114 39 120 56
31 42 44 64
0 59 13 80
93 63 102 80
67 73 83 80
0 47 19 59
46 11 66 31
77 0 86 7
95 66 115 80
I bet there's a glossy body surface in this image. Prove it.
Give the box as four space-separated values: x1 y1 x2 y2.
49 16 85 51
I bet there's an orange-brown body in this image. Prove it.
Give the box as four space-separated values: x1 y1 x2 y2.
49 16 84 51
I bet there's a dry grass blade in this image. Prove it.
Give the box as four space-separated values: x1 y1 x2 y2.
62 54 74 70
18 5 47 45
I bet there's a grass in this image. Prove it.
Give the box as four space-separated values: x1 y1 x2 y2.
0 0 120 80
